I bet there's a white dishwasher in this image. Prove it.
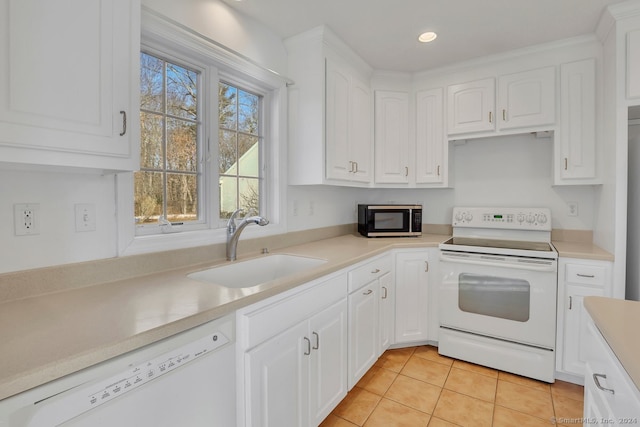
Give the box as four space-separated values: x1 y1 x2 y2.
0 314 236 427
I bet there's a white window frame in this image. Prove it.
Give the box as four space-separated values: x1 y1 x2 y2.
116 10 287 256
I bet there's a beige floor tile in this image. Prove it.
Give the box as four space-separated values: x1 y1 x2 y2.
320 414 360 427
427 417 460 427
552 393 584 420
432 389 494 427
551 380 584 401
451 359 499 378
495 380 554 420
497 371 551 393
357 366 398 396
493 405 555 426
378 347 415 372
385 374 442 414
413 346 454 366
400 355 451 387
363 398 431 427
444 367 498 402
333 387 382 426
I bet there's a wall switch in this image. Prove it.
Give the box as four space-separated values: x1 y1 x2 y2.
568 202 579 217
14 203 40 236
75 203 96 232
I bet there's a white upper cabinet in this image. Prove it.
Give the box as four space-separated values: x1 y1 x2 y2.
627 29 640 99
0 0 140 172
286 27 373 187
447 67 556 137
374 91 409 184
555 58 598 184
416 88 446 185
447 78 496 135
498 66 555 130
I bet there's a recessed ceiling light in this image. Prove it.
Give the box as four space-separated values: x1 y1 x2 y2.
418 32 437 43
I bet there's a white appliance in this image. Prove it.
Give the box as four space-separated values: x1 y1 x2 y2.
0 315 236 427
438 207 558 382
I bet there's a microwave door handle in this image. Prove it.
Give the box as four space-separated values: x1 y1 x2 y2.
439 253 556 273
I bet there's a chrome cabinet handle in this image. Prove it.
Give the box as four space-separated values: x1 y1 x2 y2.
489 111 493 123
363 289 373 296
502 109 506 121
304 337 311 355
437 165 441 176
405 166 409 177
424 261 429 272
564 157 568 170
569 296 573 310
119 111 127 136
577 273 595 278
371 268 380 274
593 373 615 395
312 332 319 350
354 162 359 173
381 286 388 299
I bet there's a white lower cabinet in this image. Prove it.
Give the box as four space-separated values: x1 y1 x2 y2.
556 258 612 380
347 254 392 389
584 316 640 422
394 250 430 344
378 271 394 353
239 273 348 427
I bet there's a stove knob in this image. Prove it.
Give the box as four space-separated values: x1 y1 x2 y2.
454 211 464 222
516 213 525 223
537 213 548 224
526 214 535 224
464 212 473 222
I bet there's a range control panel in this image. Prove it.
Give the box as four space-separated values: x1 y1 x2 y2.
451 207 552 231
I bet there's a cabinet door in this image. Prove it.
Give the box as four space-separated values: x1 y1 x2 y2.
325 58 352 181
556 59 597 183
246 322 309 427
416 88 445 184
374 91 409 184
348 280 379 389
309 300 348 426
562 284 605 376
0 0 139 171
497 67 555 130
394 252 429 344
447 78 495 135
378 271 394 353
350 77 372 183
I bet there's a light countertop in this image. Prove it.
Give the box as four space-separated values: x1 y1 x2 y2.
0 230 614 401
0 233 447 401
584 296 640 392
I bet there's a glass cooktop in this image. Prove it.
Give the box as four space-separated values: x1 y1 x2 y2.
442 237 554 252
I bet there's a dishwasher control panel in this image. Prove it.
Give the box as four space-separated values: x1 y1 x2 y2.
29 330 230 426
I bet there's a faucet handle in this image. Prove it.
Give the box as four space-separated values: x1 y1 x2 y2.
227 208 245 232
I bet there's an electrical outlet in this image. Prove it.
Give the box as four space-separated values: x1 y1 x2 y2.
75 203 96 232
309 201 315 216
568 202 579 217
14 203 40 236
292 200 298 216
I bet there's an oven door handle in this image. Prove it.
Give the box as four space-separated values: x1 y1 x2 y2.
439 253 556 272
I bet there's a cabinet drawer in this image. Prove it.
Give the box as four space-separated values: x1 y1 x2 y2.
348 256 391 293
242 274 347 349
565 264 606 286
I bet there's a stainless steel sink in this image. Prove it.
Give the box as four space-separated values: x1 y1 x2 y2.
187 254 328 288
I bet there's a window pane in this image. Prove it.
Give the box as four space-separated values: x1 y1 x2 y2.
166 173 198 222
239 178 259 214
167 118 197 172
238 90 258 134
140 112 164 170
238 134 259 177
140 52 163 112
166 63 197 120
219 83 237 130
219 176 237 219
134 171 163 224
219 129 237 175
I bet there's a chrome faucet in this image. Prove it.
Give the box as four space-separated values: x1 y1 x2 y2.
226 209 269 261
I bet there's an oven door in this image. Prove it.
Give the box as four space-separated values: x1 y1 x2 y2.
439 250 557 349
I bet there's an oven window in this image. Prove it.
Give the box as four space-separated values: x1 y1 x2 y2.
458 273 530 322
373 212 405 230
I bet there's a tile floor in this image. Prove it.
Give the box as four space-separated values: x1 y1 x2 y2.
321 346 584 427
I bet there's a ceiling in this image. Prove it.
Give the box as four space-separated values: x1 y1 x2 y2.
222 0 621 72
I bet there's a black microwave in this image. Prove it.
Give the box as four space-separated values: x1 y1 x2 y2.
358 204 422 237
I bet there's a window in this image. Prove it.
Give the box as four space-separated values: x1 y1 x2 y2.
134 52 266 235
218 82 263 219
136 52 201 228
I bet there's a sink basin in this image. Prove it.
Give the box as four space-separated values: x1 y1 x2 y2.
187 254 328 288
